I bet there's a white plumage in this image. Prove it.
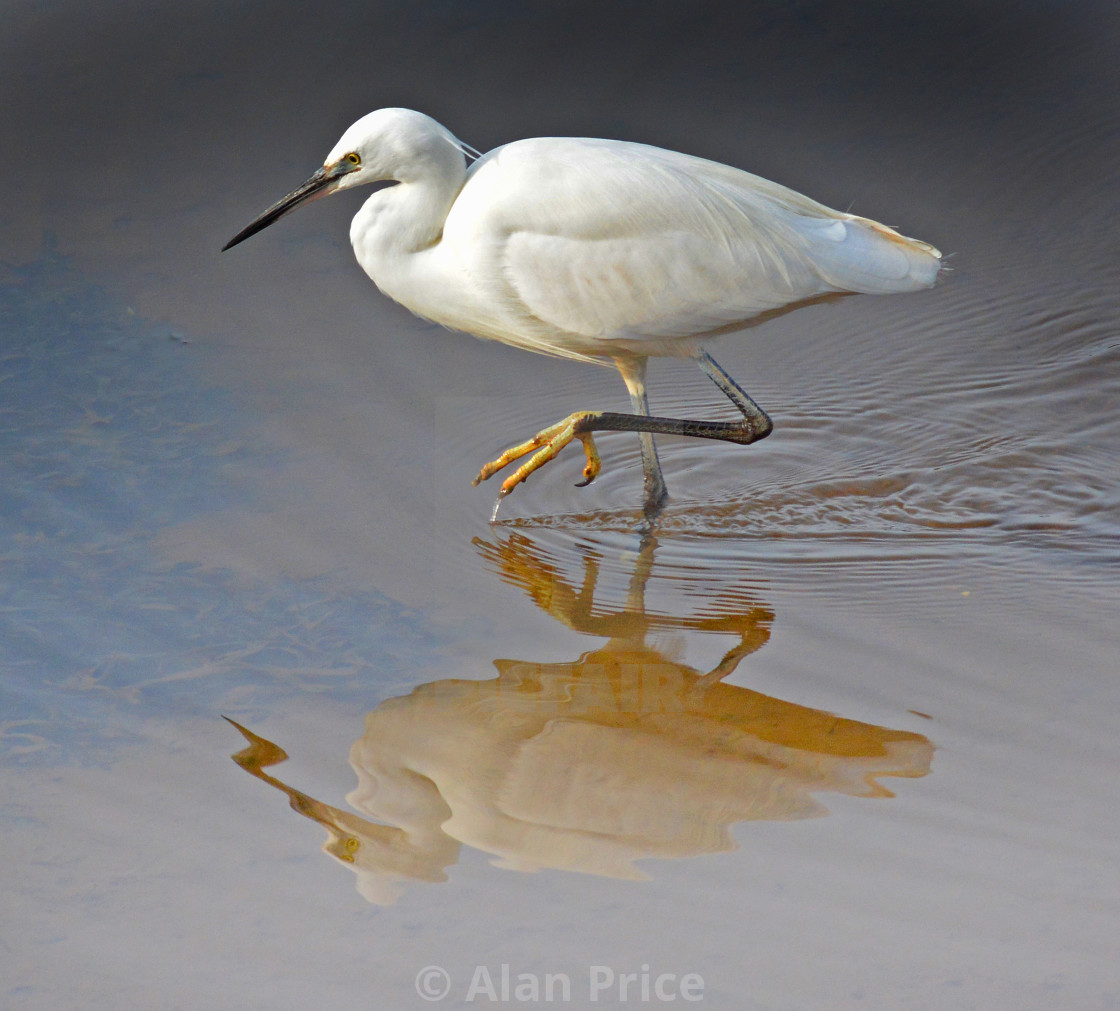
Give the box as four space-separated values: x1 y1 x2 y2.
225 108 941 514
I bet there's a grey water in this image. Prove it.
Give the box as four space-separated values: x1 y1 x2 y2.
3 2 1119 1008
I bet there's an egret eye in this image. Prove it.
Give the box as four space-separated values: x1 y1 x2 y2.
345 152 361 166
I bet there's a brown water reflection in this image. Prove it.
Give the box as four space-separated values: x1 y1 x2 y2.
227 532 931 904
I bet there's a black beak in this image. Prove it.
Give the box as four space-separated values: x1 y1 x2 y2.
222 164 344 252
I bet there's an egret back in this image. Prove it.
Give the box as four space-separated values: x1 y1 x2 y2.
434 137 940 357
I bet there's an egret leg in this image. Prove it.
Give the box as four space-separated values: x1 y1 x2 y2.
615 357 668 511
473 349 772 509
693 350 773 435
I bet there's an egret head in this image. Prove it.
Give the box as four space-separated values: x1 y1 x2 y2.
325 108 468 188
222 108 469 251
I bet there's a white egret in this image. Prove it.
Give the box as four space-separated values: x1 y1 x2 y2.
223 109 941 515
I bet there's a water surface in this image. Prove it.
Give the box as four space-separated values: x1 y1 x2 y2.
3 3 1118 1008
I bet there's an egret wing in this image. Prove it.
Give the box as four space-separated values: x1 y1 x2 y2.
454 138 939 347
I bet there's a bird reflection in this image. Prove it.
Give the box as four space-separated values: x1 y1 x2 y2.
227 532 932 904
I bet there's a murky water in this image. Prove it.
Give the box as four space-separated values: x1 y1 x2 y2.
3 3 1119 1008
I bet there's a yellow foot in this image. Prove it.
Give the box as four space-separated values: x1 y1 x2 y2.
473 412 603 501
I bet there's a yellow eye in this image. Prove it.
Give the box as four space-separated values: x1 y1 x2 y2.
345 152 361 166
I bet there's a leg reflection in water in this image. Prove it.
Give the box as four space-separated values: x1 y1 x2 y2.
226 530 932 905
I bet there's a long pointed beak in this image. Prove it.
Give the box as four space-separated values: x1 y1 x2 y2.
222 163 347 252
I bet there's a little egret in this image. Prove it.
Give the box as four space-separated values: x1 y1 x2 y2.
223 109 941 515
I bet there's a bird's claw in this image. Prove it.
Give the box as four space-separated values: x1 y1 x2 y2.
473 412 603 504
572 432 602 487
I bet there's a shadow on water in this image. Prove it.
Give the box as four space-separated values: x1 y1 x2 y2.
226 529 932 905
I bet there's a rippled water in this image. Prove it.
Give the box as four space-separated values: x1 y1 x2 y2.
3 3 1119 1009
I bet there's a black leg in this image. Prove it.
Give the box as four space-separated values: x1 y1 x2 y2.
477 350 771 513
614 357 669 512
573 350 773 446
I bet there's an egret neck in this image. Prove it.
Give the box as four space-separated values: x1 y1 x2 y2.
348 142 467 319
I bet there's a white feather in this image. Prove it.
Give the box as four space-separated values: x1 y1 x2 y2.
324 111 939 363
